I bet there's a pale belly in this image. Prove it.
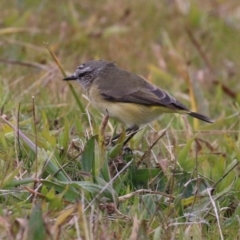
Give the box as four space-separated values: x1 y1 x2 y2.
90 96 175 127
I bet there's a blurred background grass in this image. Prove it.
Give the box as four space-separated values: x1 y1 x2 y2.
1 0 240 239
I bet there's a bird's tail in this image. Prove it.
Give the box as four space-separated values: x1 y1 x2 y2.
188 112 214 123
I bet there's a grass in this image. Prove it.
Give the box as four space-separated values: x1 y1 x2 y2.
1 0 240 239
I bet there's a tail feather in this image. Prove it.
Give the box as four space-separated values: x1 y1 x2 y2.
188 112 214 123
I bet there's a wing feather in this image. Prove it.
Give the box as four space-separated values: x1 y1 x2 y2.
101 81 190 112
96 63 190 112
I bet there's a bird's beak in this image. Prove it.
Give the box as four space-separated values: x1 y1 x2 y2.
63 75 77 81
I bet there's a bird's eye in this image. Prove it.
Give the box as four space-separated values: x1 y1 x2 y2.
79 71 88 77
76 66 93 79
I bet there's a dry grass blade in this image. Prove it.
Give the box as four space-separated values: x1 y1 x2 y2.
53 205 76 239
18 69 56 98
129 216 140 240
3 38 47 53
0 115 37 152
118 189 174 202
0 58 50 70
213 80 237 99
212 159 239 188
136 129 166 167
0 27 42 35
185 27 213 72
45 44 66 77
99 113 109 150
46 44 87 119
207 189 224 240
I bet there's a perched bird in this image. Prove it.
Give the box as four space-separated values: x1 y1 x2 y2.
64 60 214 130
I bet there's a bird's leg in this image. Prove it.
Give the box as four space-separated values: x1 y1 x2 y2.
126 125 139 133
123 125 139 146
110 125 139 145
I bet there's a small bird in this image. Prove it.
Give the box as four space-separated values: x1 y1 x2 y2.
64 60 214 130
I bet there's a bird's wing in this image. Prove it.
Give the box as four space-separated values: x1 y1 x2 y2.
101 80 190 112
95 64 190 112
